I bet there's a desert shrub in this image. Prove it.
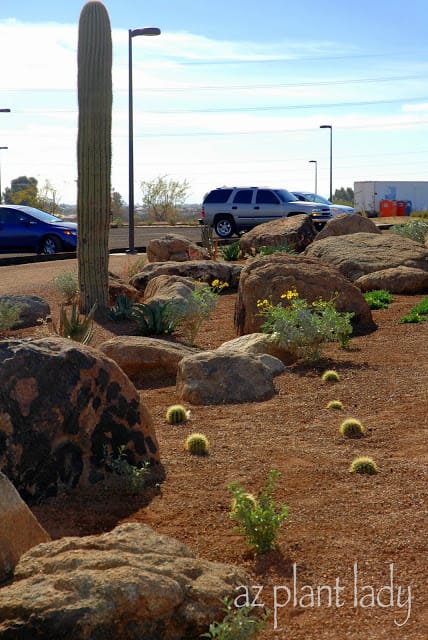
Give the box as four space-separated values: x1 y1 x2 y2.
200 224 216 259
220 241 241 261
339 418 365 438
108 294 136 321
133 301 177 336
399 295 428 324
349 456 378 475
392 219 428 244
125 254 148 279
201 597 269 640
104 445 149 494
52 270 79 303
166 404 190 424
363 289 393 309
185 432 210 455
167 284 219 346
327 400 344 410
258 241 296 256
0 300 22 333
52 301 96 344
227 469 288 555
322 369 340 382
258 290 353 362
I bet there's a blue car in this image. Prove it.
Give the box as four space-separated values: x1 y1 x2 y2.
0 205 77 254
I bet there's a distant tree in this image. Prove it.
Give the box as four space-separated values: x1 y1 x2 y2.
111 189 127 223
36 180 63 216
333 187 354 205
3 176 39 206
140 175 191 223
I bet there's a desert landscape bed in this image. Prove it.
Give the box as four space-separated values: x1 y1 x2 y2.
0 254 427 639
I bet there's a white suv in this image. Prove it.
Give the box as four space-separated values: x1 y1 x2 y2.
199 187 331 237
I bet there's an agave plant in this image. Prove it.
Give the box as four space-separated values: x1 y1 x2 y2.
53 301 97 344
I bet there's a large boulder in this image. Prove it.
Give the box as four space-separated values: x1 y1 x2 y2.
216 333 297 365
0 522 252 640
355 266 428 293
147 233 209 262
314 213 381 240
98 336 198 387
234 254 375 336
304 232 428 285
143 274 196 306
130 260 242 295
0 294 50 329
0 337 161 504
176 351 277 405
0 471 50 582
239 215 317 256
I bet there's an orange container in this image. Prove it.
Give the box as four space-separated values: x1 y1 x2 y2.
380 200 393 216
396 200 406 216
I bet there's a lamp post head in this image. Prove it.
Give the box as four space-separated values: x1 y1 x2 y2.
130 27 161 38
320 124 332 130
309 159 317 164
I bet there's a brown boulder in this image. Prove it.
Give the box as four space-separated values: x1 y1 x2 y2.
0 337 161 504
147 233 209 262
239 215 317 256
314 213 381 240
0 294 50 329
0 522 252 640
234 254 375 336
304 232 428 284
0 471 50 582
355 266 428 293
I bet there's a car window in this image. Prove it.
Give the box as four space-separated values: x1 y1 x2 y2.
233 190 253 204
256 189 280 204
0 210 26 224
203 189 233 204
274 189 298 203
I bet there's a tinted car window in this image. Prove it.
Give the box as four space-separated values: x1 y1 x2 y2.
256 189 280 205
0 210 25 224
274 189 298 203
203 189 233 204
233 189 253 204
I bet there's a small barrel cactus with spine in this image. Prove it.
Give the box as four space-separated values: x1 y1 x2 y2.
166 404 190 424
340 418 365 438
349 456 378 475
185 433 209 456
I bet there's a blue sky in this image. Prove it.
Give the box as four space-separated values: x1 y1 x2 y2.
1 0 428 205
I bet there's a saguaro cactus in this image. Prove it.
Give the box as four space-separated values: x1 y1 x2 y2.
77 1 112 312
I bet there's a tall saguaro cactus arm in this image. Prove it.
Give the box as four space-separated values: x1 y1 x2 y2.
77 1 112 312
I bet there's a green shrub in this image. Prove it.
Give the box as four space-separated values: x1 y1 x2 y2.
105 445 149 494
126 254 148 279
167 284 219 346
392 219 428 244
399 295 428 324
339 418 365 438
349 456 378 475
52 270 79 303
108 294 136 321
53 301 96 344
258 242 296 256
258 290 353 362
0 300 22 333
201 597 269 640
166 404 190 424
363 289 393 309
185 432 210 455
227 469 288 555
133 301 177 336
220 241 241 261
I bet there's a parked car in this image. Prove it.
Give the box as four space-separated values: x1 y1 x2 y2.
0 205 77 254
199 186 331 238
292 192 354 215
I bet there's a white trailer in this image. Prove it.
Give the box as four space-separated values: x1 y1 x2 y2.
353 181 428 216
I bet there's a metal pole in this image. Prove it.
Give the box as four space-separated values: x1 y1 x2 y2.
128 30 136 253
309 160 317 194
320 125 332 200
0 146 7 205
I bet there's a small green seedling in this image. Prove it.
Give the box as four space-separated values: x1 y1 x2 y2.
185 432 209 455
165 404 190 424
339 418 365 438
349 456 378 475
322 369 340 382
327 400 343 410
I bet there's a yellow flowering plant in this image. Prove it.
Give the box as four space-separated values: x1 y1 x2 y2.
211 279 229 294
258 289 353 362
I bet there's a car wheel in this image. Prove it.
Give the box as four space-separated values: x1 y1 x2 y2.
40 235 62 255
214 216 235 238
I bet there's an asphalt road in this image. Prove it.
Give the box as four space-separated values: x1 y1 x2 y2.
0 225 204 265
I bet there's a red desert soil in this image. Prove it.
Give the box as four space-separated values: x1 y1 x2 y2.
1 256 427 639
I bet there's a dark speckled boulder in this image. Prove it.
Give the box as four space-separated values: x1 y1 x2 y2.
0 337 162 504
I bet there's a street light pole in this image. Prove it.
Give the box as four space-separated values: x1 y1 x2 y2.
320 125 332 200
0 146 8 204
128 26 160 253
308 160 317 194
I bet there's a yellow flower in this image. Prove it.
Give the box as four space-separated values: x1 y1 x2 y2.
211 279 219 287
281 289 299 300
